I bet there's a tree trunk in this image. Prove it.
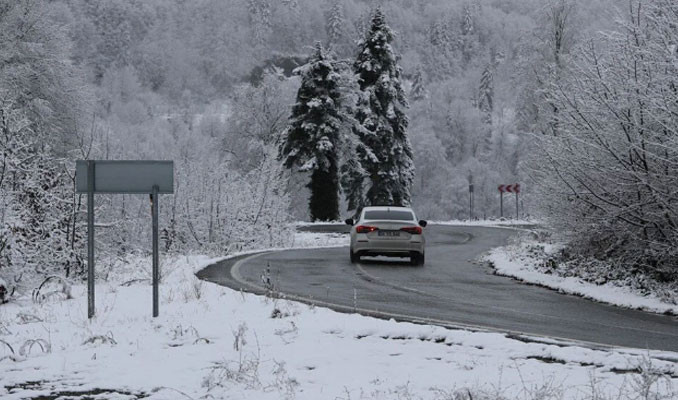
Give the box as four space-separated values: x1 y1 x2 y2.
309 162 340 222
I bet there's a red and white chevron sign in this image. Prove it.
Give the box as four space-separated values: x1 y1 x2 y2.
498 184 520 193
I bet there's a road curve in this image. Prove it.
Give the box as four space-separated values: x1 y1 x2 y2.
197 225 678 352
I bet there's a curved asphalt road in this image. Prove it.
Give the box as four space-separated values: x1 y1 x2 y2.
197 225 678 352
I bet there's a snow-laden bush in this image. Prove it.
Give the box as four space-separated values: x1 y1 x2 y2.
533 0 678 279
0 0 88 296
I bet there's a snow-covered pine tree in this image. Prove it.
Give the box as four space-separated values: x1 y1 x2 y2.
353 11 371 42
340 157 366 213
477 62 494 157
478 63 493 125
247 0 272 46
463 4 474 35
326 0 345 51
461 3 477 64
410 65 428 101
429 20 451 49
352 8 414 207
280 42 343 221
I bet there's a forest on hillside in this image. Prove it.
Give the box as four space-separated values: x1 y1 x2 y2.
59 0 617 220
2 0 677 289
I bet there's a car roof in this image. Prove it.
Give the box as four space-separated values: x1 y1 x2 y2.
362 206 413 212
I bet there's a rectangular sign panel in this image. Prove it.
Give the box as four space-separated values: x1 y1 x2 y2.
76 160 174 194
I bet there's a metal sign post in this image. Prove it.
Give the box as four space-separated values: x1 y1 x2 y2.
498 184 505 218
498 184 521 220
151 185 159 318
76 160 174 319
87 161 95 319
514 183 521 219
469 183 474 220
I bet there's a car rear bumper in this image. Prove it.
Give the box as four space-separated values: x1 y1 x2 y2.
352 239 425 256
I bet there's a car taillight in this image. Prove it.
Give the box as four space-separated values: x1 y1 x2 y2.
356 225 379 234
400 226 422 235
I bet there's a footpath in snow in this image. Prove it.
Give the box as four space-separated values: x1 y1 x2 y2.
0 224 675 399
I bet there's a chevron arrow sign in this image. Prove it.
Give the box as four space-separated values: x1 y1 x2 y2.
499 184 520 193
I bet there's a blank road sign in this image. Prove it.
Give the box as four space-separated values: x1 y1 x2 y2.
76 160 174 194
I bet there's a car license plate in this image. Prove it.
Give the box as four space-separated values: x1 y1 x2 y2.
378 230 400 237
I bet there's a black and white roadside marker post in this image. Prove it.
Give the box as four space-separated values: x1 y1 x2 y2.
76 160 174 319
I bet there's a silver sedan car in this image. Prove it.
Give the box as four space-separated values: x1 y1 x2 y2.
346 206 427 265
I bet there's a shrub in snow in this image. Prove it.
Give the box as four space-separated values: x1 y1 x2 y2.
32 276 73 303
0 0 87 293
82 332 117 346
19 338 51 356
533 0 678 279
0 339 15 358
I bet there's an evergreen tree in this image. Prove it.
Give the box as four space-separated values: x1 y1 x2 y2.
326 0 345 50
410 65 428 101
461 4 476 64
352 8 414 208
340 157 366 212
478 62 495 157
429 20 451 49
247 0 272 46
463 4 474 35
280 43 343 221
478 63 494 125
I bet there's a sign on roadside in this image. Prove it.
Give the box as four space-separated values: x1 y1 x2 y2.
76 160 173 194
76 160 174 319
498 183 521 219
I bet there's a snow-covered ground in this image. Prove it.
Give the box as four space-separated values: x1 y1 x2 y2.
293 219 537 227
1 227 676 400
431 219 537 227
485 239 678 316
290 230 349 249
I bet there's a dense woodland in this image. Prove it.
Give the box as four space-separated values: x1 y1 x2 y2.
1 0 677 292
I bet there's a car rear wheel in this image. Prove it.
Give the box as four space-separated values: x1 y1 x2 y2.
411 252 424 266
350 248 360 263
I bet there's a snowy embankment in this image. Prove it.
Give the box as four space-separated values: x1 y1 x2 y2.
485 239 678 316
291 230 350 249
431 218 537 227
0 228 675 399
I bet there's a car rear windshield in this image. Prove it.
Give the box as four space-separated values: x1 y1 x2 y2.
363 210 414 221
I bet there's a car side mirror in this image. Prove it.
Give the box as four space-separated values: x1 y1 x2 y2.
345 218 354 226
418 220 427 227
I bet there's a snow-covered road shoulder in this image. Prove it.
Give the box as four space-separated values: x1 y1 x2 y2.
431 218 537 227
0 227 676 400
484 240 678 316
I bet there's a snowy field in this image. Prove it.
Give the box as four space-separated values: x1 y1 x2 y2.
0 227 676 399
